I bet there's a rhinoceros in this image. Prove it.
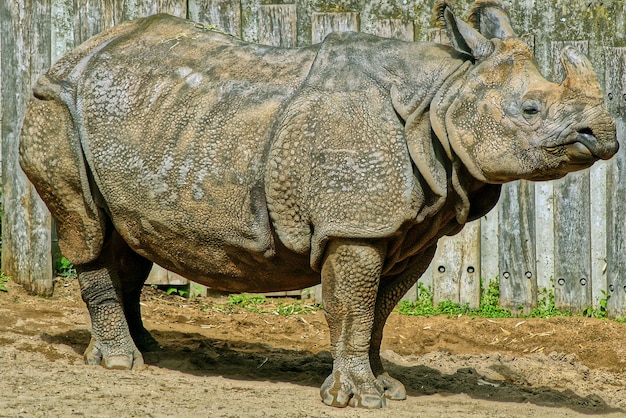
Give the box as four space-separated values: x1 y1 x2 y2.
19 0 617 409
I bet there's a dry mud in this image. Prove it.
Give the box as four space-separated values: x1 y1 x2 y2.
1 278 625 417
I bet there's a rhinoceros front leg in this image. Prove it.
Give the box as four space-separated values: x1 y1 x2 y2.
369 245 437 401
77 229 153 369
319 239 387 409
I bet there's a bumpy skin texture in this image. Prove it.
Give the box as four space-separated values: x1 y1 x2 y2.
19 1 618 409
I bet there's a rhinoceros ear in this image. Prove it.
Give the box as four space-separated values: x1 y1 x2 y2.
436 2 494 60
467 1 517 40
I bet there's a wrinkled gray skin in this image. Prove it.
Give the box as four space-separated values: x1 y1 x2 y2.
19 1 617 409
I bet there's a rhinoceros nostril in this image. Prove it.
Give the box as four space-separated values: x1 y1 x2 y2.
577 127 595 138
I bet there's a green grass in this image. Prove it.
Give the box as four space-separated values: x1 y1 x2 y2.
0 272 11 292
397 280 512 319
397 279 626 322
228 293 267 312
55 256 77 279
226 292 320 316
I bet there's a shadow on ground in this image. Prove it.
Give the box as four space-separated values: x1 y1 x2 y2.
44 329 621 415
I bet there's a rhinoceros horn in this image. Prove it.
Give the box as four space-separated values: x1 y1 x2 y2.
561 46 603 99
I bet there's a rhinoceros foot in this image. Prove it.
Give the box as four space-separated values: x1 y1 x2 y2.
377 372 407 400
320 369 386 409
84 337 145 370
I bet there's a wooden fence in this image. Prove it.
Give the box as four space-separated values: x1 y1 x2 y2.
2 0 625 315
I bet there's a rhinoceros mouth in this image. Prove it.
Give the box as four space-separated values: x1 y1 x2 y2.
548 129 617 165
562 142 598 164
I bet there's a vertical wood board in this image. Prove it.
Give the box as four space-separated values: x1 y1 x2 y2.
1 0 53 295
311 12 360 44
188 0 242 38
480 205 499 289
431 221 481 308
27 0 54 295
590 161 608 309
551 41 592 314
605 47 626 317
498 181 537 313
372 19 414 42
258 5 297 47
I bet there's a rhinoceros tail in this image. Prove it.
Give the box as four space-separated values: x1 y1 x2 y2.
31 74 62 101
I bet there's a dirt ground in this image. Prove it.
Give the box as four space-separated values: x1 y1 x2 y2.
2 277 626 417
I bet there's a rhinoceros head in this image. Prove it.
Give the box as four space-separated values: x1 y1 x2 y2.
431 2 618 183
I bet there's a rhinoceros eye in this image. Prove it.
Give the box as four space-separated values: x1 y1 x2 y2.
522 100 541 117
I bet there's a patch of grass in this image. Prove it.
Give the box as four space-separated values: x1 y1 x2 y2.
0 272 11 292
397 280 512 319
55 256 77 279
166 286 189 298
273 300 319 315
478 279 513 318
582 290 609 319
228 293 267 312
398 280 625 322
225 293 320 315
526 286 567 318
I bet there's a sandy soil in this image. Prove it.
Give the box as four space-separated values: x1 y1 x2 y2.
2 277 626 417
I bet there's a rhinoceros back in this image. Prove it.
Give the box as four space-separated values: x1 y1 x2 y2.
30 14 319 286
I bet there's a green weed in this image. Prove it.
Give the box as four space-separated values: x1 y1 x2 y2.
397 279 512 319
166 286 189 297
479 278 512 318
55 256 77 279
225 293 320 315
272 300 319 315
526 286 567 318
0 272 11 292
398 279 625 322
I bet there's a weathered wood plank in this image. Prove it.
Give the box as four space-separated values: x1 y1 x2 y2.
373 19 413 42
553 173 592 314
123 0 187 20
148 264 189 286
431 221 481 308
74 0 102 44
311 12 360 44
551 41 592 314
606 119 626 318
101 0 124 29
27 0 54 295
534 182 554 292
1 0 54 295
258 4 297 47
480 203 499 290
51 0 76 62
590 161 608 310
604 47 626 318
188 0 242 38
498 181 537 314
431 239 461 305
459 221 481 308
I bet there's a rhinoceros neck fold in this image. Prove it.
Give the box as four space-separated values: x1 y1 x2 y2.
429 60 473 161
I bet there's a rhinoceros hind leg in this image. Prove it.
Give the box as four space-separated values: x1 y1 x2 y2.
108 231 160 353
77 227 155 369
